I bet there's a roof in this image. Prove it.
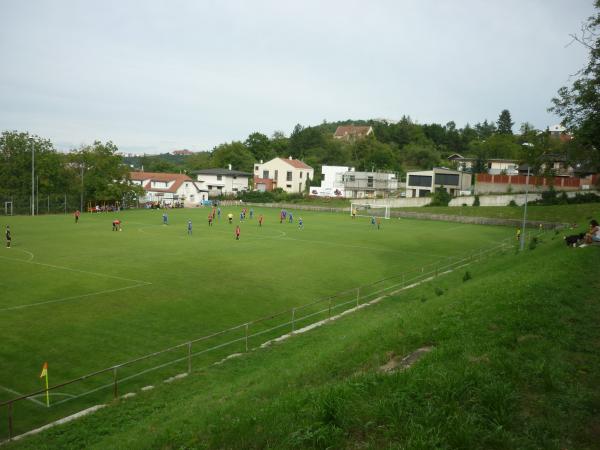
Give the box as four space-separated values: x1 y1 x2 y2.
280 157 313 170
333 125 373 138
129 171 194 194
192 168 252 177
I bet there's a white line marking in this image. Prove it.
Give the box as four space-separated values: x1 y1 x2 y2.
0 255 148 284
31 392 76 399
0 282 151 312
0 385 45 407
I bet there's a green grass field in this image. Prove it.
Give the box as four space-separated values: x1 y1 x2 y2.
0 206 519 438
3 205 599 450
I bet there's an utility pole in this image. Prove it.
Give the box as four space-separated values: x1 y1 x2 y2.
80 163 84 212
31 140 35 216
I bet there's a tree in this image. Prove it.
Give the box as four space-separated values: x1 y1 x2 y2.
211 141 255 172
69 141 136 204
0 131 73 199
244 132 274 162
550 0 600 172
497 109 514 135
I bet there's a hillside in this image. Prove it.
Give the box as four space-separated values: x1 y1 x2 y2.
7 232 600 449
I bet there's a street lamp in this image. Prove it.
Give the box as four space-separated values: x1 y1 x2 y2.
30 138 35 216
520 143 534 251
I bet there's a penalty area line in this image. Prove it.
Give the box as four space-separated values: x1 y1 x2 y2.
0 282 152 312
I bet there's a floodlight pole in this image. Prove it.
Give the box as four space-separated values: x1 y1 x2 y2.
80 163 84 212
31 140 35 216
519 166 530 251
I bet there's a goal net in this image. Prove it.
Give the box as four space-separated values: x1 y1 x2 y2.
351 203 390 219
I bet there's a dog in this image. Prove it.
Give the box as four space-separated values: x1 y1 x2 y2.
564 233 585 247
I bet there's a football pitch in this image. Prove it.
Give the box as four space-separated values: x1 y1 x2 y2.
0 206 513 437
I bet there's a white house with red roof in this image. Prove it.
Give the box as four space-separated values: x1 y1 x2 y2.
129 171 208 206
253 157 314 193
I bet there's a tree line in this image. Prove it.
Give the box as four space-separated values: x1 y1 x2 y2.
1 1 598 204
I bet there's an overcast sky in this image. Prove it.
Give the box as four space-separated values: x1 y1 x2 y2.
0 1 594 154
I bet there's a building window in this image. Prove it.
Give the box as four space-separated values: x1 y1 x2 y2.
286 171 292 181
286 184 292 188
322 174 326 181
233 176 237 179
274 170 278 180
263 170 269 179
408 175 432 187
367 176 374 188
255 165 259 171
300 172 303 179
434 173 459 186
217 175 222 181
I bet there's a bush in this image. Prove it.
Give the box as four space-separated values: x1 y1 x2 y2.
463 271 472 282
434 287 445 296
529 236 538 250
473 195 480 207
508 200 517 207
540 186 558 205
427 187 452 207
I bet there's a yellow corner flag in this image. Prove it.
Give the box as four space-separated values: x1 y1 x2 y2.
39 362 50 407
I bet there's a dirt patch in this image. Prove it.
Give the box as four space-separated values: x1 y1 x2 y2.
468 354 490 364
517 334 542 343
379 346 434 373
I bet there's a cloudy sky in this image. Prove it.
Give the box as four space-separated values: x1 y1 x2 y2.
0 1 594 154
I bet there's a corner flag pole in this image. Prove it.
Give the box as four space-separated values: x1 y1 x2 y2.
40 362 49 407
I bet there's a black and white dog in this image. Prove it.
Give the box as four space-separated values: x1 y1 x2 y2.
564 233 585 247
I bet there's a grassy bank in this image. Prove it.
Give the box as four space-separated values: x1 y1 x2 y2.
402 203 600 226
8 233 600 449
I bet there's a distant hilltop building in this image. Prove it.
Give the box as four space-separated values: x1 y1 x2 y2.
548 124 573 143
333 125 374 141
117 152 147 158
171 149 194 156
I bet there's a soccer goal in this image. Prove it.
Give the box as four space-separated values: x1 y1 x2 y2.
4 201 13 216
351 203 390 219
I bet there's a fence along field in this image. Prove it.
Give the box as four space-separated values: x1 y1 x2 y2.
0 209 512 438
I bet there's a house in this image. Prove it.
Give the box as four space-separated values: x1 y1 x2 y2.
405 168 471 198
539 153 574 177
171 149 194 156
253 157 314 193
309 165 353 197
446 155 518 175
548 124 573 143
129 171 207 206
341 170 398 198
333 125 374 141
447 154 474 171
192 165 252 197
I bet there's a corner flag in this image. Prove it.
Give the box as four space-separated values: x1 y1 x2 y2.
39 362 49 407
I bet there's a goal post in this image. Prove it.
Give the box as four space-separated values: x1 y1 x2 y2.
350 203 390 219
4 201 13 216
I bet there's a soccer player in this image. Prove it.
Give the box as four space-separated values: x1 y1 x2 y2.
289 212 293 223
240 211 244 222
371 216 376 227
74 209 80 224
298 217 303 229
162 212 168 225
188 219 193 235
258 214 263 227
217 207 221 220
376 217 382 230
208 213 213 227
249 208 254 219
352 208 356 219
235 225 241 240
280 210 284 224
112 219 121 231
228 213 233 224
5 225 11 248
516 228 521 241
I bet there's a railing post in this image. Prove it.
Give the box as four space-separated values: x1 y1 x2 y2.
187 342 192 374
356 287 360 307
113 367 118 399
291 308 296 332
8 402 13 441
328 298 332 319
402 273 405 289
244 323 249 352
435 264 438 277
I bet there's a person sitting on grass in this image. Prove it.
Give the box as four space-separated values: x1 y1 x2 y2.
580 219 600 247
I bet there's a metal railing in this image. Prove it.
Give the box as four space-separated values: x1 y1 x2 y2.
0 234 527 441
